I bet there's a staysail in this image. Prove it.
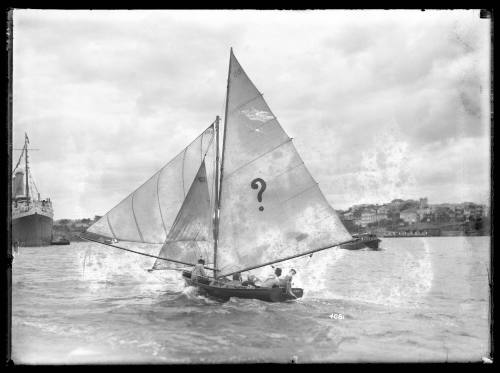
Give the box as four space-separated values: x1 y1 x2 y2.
152 161 213 270
85 125 216 245
216 50 352 275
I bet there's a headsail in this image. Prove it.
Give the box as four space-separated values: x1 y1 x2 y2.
216 50 352 275
152 161 213 270
85 125 216 244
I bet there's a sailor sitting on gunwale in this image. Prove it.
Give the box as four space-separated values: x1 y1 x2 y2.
191 258 206 282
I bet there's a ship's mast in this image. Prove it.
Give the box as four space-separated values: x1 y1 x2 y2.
212 116 220 279
24 133 30 204
213 48 232 280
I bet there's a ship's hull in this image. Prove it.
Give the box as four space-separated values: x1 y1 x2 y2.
182 271 303 302
51 239 70 245
12 213 53 246
340 237 381 250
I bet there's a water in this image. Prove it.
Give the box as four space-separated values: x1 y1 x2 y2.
12 237 491 363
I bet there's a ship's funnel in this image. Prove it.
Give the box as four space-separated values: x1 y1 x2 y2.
13 169 26 200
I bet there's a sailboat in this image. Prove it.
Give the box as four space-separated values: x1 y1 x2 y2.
82 49 355 302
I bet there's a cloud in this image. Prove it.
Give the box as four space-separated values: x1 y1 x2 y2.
12 10 491 219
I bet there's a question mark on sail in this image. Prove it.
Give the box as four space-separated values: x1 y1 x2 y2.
250 178 267 211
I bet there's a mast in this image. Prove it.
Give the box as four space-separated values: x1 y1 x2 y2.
24 133 30 203
212 115 220 278
215 48 232 279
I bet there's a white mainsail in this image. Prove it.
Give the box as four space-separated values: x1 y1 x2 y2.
152 161 213 270
84 50 351 279
216 50 352 275
86 125 216 244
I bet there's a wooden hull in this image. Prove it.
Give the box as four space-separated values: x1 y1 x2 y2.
51 240 70 245
341 237 380 250
183 272 303 302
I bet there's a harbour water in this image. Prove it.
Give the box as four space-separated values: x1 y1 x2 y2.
12 237 490 363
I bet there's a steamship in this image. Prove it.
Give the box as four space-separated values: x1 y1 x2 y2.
12 133 53 246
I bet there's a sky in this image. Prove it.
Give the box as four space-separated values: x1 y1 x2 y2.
12 9 491 220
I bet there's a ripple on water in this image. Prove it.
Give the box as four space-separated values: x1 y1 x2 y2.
11 239 491 363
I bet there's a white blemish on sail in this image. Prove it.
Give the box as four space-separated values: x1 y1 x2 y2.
240 108 274 123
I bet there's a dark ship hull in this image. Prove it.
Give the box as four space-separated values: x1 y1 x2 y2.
340 234 381 250
12 213 53 247
51 238 70 245
182 271 303 302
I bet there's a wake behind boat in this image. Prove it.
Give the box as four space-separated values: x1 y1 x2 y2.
81 49 355 303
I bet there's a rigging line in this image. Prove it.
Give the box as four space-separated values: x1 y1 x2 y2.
79 235 219 271
162 238 212 243
222 138 293 180
192 225 202 260
149 267 191 272
87 123 215 230
12 144 25 176
29 173 39 196
85 235 168 245
193 225 210 264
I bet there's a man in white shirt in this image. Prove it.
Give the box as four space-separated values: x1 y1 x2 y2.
191 258 206 282
261 267 282 288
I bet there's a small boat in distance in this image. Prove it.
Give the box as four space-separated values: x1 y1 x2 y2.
81 49 356 302
340 233 381 250
51 236 70 245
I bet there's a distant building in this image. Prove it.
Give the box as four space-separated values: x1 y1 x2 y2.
388 199 407 212
378 205 389 215
374 206 388 221
400 208 418 224
73 221 91 228
360 209 377 227
417 206 431 220
419 197 428 208
342 211 355 221
351 204 371 212
473 205 485 218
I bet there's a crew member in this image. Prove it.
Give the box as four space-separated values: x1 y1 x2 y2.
262 267 282 288
191 258 206 282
